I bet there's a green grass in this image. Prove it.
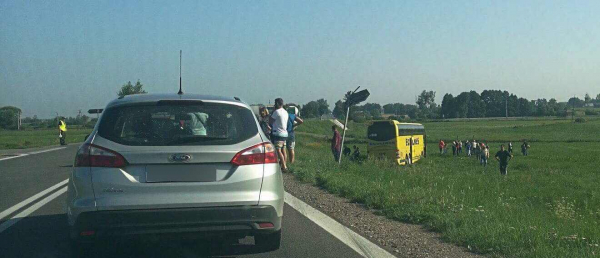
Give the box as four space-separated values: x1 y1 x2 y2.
0 128 92 149
291 119 600 257
298 118 600 143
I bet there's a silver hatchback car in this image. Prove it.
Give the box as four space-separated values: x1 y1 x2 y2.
66 94 284 252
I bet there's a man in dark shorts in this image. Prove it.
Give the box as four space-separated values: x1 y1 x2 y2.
495 145 513 175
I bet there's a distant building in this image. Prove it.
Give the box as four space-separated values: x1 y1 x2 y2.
584 103 594 107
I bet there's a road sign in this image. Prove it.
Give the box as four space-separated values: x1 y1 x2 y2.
346 89 370 106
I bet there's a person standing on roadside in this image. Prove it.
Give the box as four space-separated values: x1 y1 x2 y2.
285 106 303 164
58 117 67 145
439 140 445 155
458 140 463 155
331 125 342 162
269 98 289 172
258 107 271 140
521 141 530 156
508 142 514 154
495 145 513 175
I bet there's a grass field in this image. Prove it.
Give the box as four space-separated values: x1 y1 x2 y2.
299 118 600 143
293 118 600 257
0 128 92 149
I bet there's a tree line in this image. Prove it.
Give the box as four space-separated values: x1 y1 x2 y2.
297 90 600 122
439 90 599 119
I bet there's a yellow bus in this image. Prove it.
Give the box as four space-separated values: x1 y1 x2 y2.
367 121 426 165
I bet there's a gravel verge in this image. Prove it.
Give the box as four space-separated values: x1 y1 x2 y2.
283 172 482 258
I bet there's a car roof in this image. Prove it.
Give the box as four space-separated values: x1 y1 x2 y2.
105 93 246 108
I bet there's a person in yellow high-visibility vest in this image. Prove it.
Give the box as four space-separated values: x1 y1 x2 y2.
58 118 67 145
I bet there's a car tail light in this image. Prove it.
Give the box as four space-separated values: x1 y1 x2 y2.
258 222 274 229
74 144 128 168
231 142 277 166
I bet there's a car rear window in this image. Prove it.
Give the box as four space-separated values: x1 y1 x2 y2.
98 102 258 146
367 122 396 142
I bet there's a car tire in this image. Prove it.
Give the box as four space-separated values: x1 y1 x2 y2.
255 230 281 252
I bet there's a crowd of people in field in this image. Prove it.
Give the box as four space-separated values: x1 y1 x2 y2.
438 139 531 175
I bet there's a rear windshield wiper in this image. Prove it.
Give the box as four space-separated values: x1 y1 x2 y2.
165 135 229 145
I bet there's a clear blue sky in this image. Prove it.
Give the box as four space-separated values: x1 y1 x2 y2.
1 0 599 118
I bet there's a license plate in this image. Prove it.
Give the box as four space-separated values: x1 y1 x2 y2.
146 165 217 182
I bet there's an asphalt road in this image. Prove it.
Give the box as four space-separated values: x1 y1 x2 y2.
0 145 365 258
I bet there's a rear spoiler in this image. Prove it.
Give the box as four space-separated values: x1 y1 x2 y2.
88 109 103 114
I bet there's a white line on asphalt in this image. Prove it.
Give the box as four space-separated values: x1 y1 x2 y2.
0 179 69 222
28 147 67 155
284 192 396 258
0 154 29 161
0 147 67 162
0 186 67 234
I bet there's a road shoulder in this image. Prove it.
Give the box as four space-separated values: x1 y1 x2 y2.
283 172 480 258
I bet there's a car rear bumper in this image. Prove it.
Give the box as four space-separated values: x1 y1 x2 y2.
70 205 281 241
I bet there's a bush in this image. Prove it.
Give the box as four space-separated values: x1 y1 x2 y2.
574 117 586 123
584 110 599 116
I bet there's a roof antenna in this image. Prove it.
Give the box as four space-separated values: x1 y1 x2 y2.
178 50 183 95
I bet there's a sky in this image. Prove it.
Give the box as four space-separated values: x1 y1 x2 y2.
1 0 599 118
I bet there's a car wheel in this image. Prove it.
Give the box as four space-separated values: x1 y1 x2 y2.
255 230 281 252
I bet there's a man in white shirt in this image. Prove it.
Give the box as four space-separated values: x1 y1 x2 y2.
269 98 289 172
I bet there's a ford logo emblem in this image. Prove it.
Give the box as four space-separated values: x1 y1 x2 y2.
169 154 192 162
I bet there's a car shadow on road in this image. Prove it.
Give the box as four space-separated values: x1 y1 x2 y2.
0 213 269 258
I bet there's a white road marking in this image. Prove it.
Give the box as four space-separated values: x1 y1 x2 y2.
0 186 67 234
0 147 67 161
0 154 29 161
28 147 67 155
0 179 69 222
284 192 396 258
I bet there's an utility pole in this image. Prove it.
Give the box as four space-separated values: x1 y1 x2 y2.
505 92 508 118
17 111 21 130
572 95 575 121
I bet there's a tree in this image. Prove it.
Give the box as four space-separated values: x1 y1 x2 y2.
118 80 147 97
316 99 330 117
301 101 320 118
0 106 22 130
383 104 395 114
416 90 437 119
567 97 585 108
416 90 436 110
596 93 600 101
332 100 346 119
584 93 591 103
440 94 455 118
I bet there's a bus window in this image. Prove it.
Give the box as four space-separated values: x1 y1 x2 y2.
367 122 396 141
